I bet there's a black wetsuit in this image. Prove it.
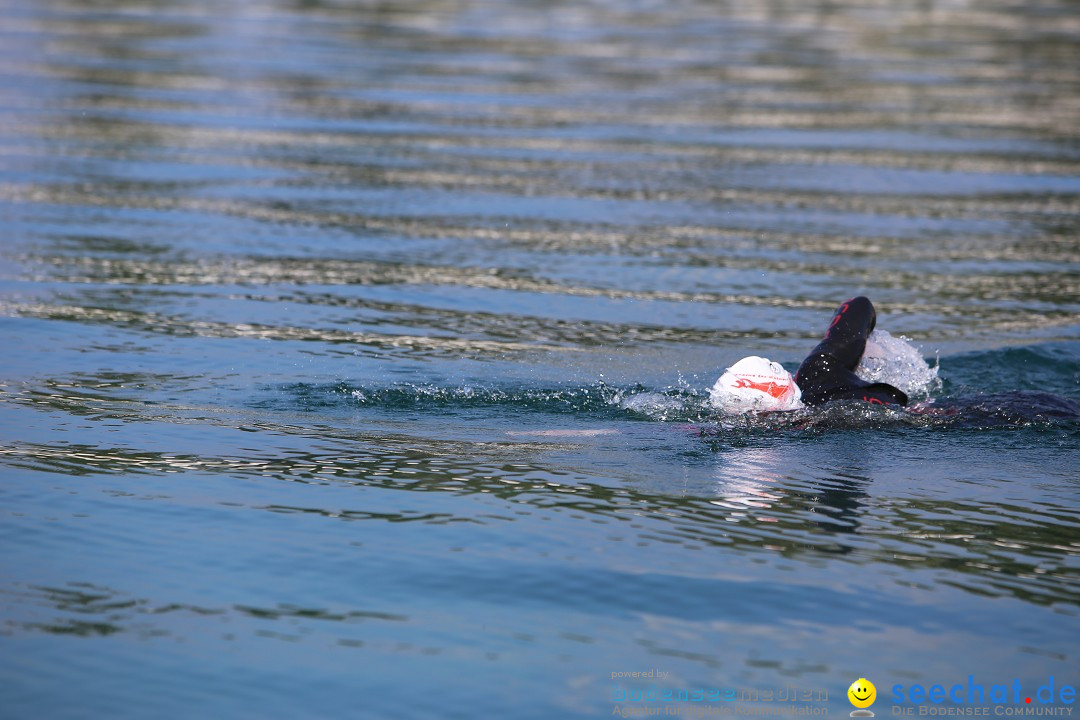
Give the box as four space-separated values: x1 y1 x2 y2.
795 297 908 407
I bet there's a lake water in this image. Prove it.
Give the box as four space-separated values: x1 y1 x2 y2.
1 0 1078 718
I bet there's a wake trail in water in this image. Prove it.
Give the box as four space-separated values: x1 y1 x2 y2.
268 361 1078 436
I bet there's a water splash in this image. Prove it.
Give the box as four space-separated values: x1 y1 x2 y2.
855 329 941 400
616 391 695 421
268 354 1080 433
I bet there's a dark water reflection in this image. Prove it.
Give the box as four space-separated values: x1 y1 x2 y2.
1 0 1079 718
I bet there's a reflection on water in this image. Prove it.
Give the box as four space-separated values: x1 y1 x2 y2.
3 409 1076 608
714 447 873 538
1 0 1079 717
7 581 407 638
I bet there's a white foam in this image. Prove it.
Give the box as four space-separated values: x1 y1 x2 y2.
855 329 940 400
618 391 686 420
506 429 618 437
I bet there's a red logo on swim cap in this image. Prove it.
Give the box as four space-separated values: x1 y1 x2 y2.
733 378 793 400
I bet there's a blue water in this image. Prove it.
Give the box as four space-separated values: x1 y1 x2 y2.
1 1 1079 718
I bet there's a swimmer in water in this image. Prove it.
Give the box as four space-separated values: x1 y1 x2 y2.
711 296 907 414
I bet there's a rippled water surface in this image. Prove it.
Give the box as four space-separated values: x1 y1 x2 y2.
2 0 1079 717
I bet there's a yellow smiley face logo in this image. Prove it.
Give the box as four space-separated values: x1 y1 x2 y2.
848 678 877 708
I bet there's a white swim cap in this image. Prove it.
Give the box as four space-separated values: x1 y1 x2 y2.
710 356 804 414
